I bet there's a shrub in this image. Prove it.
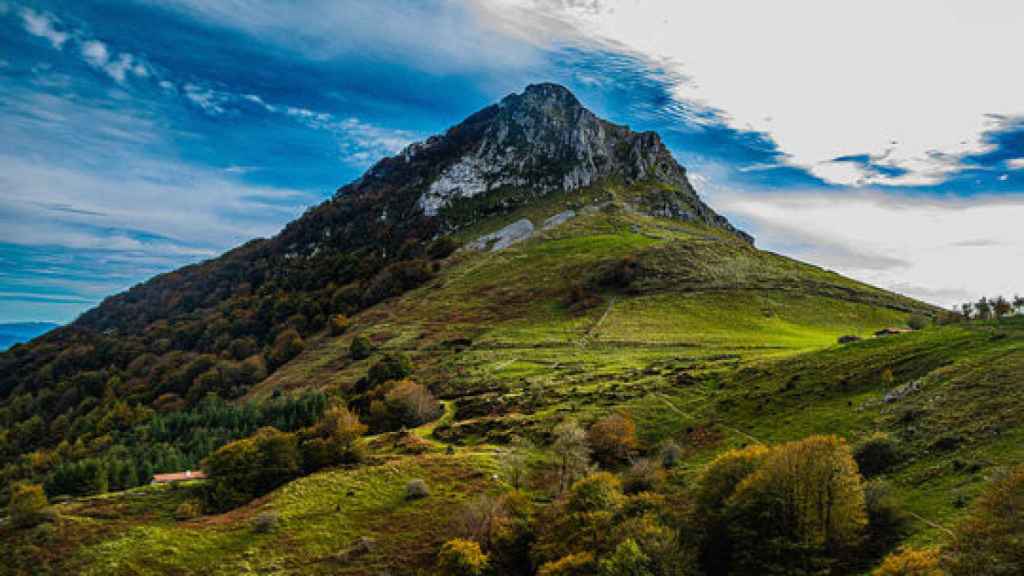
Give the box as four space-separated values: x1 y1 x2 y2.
855 432 901 477
586 412 638 467
367 352 412 386
864 480 909 543
381 379 441 429
538 552 598 576
437 538 489 576
361 259 433 306
907 314 930 330
252 511 279 533
838 334 862 344
873 548 943 576
300 406 367 472
328 314 350 336
174 499 203 521
427 236 460 260
622 458 661 494
269 328 304 367
405 478 429 500
945 464 1024 575
9 483 48 528
349 335 374 360
659 440 683 469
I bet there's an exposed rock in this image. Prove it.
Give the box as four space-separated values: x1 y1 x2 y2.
467 219 535 252
884 379 921 403
542 210 576 230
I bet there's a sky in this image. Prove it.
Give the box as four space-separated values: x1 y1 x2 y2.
1 0 1022 323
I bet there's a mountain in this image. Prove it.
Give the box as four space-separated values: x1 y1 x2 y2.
0 322 59 351
7 84 1017 576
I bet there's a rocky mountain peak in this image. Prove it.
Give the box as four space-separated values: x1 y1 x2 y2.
324 83 750 255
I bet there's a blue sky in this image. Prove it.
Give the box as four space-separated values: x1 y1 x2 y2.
2 0 1022 323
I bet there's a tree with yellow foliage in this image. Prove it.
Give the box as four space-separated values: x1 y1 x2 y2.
945 464 1024 575
710 436 867 575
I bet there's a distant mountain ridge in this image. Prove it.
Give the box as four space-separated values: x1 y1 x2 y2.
0 322 59 351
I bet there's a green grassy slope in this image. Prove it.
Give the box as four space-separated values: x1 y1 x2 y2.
9 186 1014 575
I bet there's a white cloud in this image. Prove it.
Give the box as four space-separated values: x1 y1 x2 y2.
485 0 1024 186
20 7 68 49
710 188 1024 307
80 40 109 67
183 83 229 115
80 40 149 83
1007 158 1024 170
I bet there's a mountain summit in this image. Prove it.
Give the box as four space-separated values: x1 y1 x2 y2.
279 83 749 261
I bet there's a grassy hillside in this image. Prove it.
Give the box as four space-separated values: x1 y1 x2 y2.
7 187 1019 575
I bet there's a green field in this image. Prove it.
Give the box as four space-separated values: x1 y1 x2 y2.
5 194 1021 575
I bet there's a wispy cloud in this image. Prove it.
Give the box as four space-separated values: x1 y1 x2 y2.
81 40 150 83
19 7 68 50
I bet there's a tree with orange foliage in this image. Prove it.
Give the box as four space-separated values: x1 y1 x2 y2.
586 412 638 467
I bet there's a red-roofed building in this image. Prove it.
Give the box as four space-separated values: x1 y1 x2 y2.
151 470 207 484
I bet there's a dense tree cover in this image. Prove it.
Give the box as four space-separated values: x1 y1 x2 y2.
204 406 367 511
0 188 455 495
4 390 327 498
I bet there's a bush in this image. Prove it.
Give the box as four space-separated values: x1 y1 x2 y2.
328 314 350 336
367 353 413 386
252 511 279 533
9 483 48 528
873 548 943 576
361 259 433 306
864 480 909 543
907 314 930 330
587 413 638 467
855 432 901 477
428 236 460 260
349 335 374 360
838 334 862 344
300 406 367 472
405 478 429 500
174 499 203 521
659 440 683 469
622 459 661 494
378 379 441 429
269 328 304 367
437 538 489 576
945 465 1024 575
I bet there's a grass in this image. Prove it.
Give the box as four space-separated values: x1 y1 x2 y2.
10 182 1019 574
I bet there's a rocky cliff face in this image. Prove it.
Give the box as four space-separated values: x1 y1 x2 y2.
314 83 750 256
